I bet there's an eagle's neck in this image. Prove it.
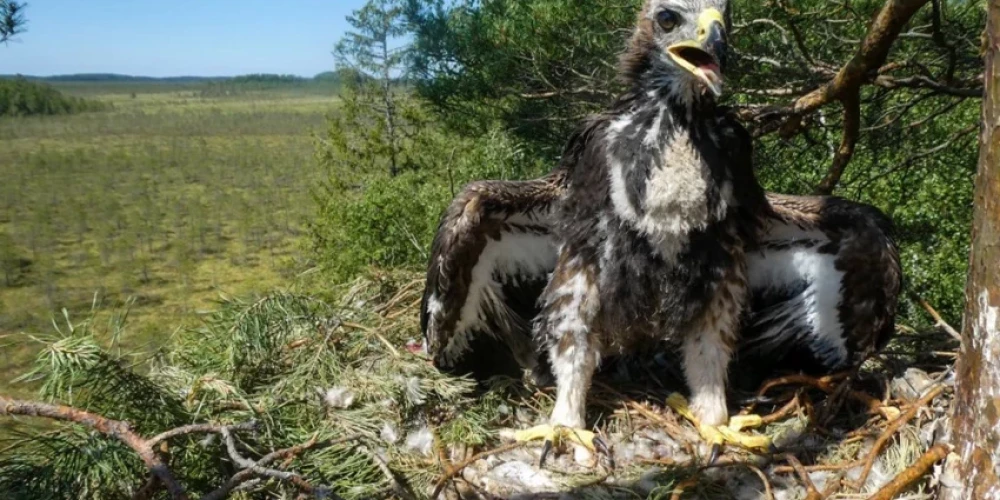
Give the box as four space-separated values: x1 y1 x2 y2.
604 96 734 260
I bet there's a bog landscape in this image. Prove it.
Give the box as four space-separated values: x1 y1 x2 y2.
0 0 997 499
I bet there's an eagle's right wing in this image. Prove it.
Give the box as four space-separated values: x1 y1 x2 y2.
421 174 566 380
740 193 901 381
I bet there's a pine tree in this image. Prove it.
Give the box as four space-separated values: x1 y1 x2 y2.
950 2 1000 496
0 0 26 45
333 0 412 177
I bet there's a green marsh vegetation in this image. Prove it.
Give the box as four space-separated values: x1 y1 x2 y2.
0 77 337 396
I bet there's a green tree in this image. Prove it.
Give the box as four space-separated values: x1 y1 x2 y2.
334 0 412 176
0 0 26 44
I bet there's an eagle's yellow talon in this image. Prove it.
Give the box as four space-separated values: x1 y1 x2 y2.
514 424 598 451
513 424 613 468
728 414 764 431
667 393 772 457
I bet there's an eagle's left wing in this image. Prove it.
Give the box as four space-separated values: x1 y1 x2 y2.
421 174 565 381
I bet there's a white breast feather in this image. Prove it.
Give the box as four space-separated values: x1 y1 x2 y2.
606 105 728 261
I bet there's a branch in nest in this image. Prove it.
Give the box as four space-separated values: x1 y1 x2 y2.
0 396 190 500
147 421 258 449
202 432 360 500
206 427 351 500
781 454 823 500
362 445 418 500
913 294 963 342
1 395 359 500
431 441 531 499
853 384 946 490
865 443 951 500
755 372 899 420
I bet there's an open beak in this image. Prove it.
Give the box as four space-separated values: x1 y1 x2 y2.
666 8 727 97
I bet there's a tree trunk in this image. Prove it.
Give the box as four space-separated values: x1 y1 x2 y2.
951 2 1000 498
381 33 399 177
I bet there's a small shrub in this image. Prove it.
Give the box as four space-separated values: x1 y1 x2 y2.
312 118 548 280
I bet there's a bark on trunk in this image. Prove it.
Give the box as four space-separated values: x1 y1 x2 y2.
952 2 1000 499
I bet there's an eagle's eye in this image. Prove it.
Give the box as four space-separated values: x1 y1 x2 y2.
656 9 681 32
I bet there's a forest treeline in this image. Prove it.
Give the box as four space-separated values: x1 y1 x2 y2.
0 78 109 117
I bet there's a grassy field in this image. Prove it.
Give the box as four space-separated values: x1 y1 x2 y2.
0 82 337 396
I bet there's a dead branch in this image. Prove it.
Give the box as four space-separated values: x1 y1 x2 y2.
774 460 862 474
913 294 963 342
147 421 258 449
760 393 802 425
755 373 897 420
853 384 945 490
745 463 776 500
865 443 950 500
0 396 190 500
218 427 319 494
669 476 701 500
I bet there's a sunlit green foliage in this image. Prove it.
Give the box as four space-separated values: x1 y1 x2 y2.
0 289 485 499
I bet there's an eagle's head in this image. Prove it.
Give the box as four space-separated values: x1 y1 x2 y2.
622 0 730 104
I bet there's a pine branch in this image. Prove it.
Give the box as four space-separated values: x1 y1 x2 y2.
0 396 190 500
1 395 360 500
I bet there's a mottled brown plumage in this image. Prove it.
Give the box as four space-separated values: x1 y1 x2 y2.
420 0 901 442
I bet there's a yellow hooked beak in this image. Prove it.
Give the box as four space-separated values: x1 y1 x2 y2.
666 8 727 97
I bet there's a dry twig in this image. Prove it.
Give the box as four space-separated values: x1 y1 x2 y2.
865 443 950 500
669 476 701 500
431 441 531 499
853 384 945 490
782 454 823 500
756 373 897 420
914 295 963 342
363 446 418 500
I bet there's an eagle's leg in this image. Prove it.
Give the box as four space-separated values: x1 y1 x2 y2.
676 260 771 461
515 260 611 467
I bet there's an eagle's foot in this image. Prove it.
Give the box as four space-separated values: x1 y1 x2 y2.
666 393 773 464
513 425 613 469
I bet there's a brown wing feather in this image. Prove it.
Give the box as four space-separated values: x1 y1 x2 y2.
421 174 566 380
762 193 901 360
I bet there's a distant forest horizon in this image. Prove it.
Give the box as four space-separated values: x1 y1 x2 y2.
0 71 352 83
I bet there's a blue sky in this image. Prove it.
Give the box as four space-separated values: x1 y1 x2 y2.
2 0 370 77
